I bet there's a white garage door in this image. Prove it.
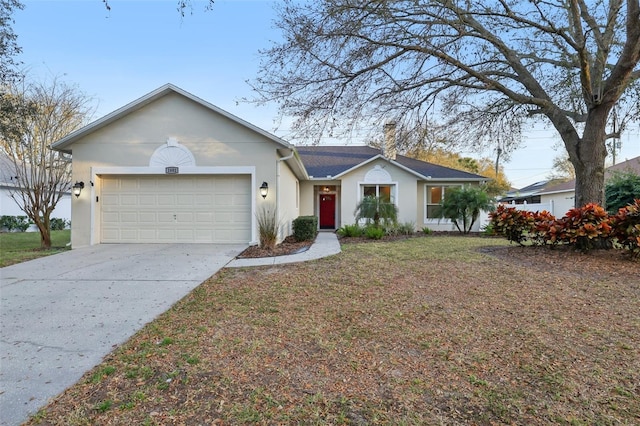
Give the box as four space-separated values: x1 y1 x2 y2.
100 175 251 243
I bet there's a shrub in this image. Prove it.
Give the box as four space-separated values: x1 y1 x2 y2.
610 199 640 258
530 210 558 246
421 227 432 235
606 171 640 213
50 218 69 231
385 222 414 236
562 203 612 251
488 205 536 245
292 216 318 241
439 186 494 234
256 205 279 250
364 225 385 240
490 201 640 257
396 221 415 235
354 195 398 227
337 224 363 237
0 215 31 232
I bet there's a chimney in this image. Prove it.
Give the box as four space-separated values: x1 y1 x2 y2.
383 121 397 160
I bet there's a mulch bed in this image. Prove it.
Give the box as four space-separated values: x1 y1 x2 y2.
236 236 313 258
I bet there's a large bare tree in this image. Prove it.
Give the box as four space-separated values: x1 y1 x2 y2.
0 78 92 248
252 0 640 207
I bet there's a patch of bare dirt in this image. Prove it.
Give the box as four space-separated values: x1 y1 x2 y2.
480 243 638 278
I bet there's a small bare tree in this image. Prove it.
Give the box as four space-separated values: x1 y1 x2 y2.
0 78 92 248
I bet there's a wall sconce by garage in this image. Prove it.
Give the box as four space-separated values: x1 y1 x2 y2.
72 181 85 198
259 181 269 199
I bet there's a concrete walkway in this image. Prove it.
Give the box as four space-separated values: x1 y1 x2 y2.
227 231 341 267
0 243 246 426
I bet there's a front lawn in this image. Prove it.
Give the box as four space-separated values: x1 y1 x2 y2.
27 237 639 425
0 230 71 268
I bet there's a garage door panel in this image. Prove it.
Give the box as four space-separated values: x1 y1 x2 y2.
157 195 174 206
100 175 251 243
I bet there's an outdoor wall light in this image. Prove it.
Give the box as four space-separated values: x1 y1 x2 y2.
72 181 85 198
259 181 269 199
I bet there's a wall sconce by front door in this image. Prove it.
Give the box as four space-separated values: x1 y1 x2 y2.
72 181 85 198
259 181 269 199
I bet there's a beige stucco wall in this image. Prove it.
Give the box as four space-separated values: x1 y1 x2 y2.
299 180 316 218
69 92 296 247
339 159 418 228
276 158 300 239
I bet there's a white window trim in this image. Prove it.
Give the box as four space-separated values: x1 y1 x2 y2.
423 183 463 223
357 181 399 205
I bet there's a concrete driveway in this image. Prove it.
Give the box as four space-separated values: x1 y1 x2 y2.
0 243 246 426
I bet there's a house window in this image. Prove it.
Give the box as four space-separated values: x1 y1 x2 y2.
362 184 394 202
425 185 461 219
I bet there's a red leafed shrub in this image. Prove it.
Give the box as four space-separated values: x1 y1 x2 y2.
490 202 639 258
531 210 558 246
488 205 536 245
610 199 640 258
562 203 612 251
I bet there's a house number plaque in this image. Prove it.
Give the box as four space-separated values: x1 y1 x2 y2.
165 167 179 174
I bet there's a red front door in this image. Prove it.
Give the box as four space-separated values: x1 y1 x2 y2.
319 194 336 229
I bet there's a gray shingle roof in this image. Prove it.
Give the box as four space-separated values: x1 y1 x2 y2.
296 145 488 180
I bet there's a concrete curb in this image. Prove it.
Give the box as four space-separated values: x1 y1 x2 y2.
226 232 341 267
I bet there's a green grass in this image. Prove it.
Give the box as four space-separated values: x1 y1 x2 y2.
0 230 71 267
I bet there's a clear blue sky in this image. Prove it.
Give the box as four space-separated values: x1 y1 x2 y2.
14 0 640 188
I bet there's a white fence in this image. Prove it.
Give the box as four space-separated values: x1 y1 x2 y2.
503 200 555 215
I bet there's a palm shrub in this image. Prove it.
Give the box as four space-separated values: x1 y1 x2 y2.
354 195 398 227
256 204 280 250
439 186 494 234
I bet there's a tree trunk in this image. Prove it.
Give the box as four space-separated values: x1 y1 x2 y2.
566 108 609 208
33 215 52 249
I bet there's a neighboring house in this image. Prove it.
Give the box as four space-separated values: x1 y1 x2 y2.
52 84 488 248
500 156 640 217
539 156 640 215
499 180 570 216
0 152 72 230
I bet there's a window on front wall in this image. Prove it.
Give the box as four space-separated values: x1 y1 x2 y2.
425 185 461 219
362 184 394 202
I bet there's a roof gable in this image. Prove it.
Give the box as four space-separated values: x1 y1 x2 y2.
52 84 294 153
296 145 488 181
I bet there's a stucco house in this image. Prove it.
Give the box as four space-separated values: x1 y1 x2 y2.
52 84 488 248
